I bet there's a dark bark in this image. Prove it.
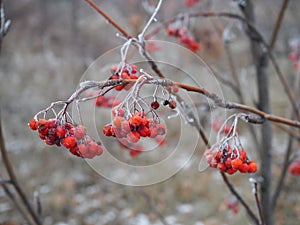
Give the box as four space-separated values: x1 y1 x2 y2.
241 1 273 225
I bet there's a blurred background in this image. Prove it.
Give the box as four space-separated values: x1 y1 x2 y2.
0 0 299 224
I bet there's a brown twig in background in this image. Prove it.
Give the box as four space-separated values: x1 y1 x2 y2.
174 81 300 128
269 0 290 50
0 175 34 225
84 0 131 39
0 113 42 225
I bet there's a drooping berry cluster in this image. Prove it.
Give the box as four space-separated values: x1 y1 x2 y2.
288 159 300 175
28 118 103 159
109 64 141 91
167 27 200 52
204 145 258 175
185 0 203 7
103 110 166 144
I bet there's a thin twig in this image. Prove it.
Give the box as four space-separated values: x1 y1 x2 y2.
84 0 131 39
269 0 290 50
249 178 265 225
0 112 42 225
221 172 259 225
0 175 34 225
174 81 300 128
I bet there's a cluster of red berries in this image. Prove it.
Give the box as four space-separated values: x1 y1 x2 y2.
204 145 258 175
109 64 140 91
185 0 202 7
95 95 121 108
167 27 200 52
288 159 300 175
28 118 103 159
103 110 166 143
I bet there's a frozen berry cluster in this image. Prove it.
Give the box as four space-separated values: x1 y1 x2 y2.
28 118 103 159
204 146 258 175
103 110 166 143
288 159 300 176
167 27 200 52
109 64 141 91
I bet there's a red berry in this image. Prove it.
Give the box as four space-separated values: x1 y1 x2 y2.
28 119 37 130
62 136 77 149
127 131 140 143
225 158 232 168
151 101 160 110
231 158 243 169
113 116 123 129
44 139 55 145
38 126 48 136
226 168 237 175
129 115 142 127
115 85 124 91
130 149 142 157
112 108 125 117
37 119 47 128
46 119 57 128
288 160 300 175
56 126 67 138
169 101 177 109
96 144 103 156
205 152 213 164
217 163 226 172
103 124 113 136
138 125 150 137
74 125 86 140
149 126 158 138
238 163 249 173
121 120 131 134
172 85 179 93
239 150 247 161
70 146 80 157
89 141 99 155
64 122 74 130
248 162 258 173
78 143 88 157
